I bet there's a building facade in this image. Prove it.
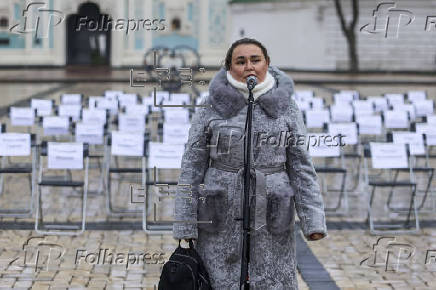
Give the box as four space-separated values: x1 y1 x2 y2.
2 0 436 70
0 0 230 67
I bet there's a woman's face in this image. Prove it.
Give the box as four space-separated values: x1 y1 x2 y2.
229 44 269 83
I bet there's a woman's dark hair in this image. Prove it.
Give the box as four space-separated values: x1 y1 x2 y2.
224 38 270 70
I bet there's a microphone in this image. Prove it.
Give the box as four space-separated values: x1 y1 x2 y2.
246 75 257 91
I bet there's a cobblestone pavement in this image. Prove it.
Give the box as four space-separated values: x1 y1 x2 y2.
0 79 435 289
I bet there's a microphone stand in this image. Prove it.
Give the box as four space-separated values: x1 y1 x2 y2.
240 87 254 289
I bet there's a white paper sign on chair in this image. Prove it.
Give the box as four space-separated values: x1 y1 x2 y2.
170 93 191 105
125 104 149 116
294 90 314 102
392 132 425 156
111 131 144 156
385 94 404 106
306 110 330 128
163 109 190 124
407 91 426 103
61 94 82 105
43 116 70 136
31 99 52 117
415 123 436 146
0 133 31 156
384 110 409 129
392 104 416 121
352 100 374 118
48 142 83 169
370 143 408 169
96 98 118 115
75 123 104 145
10 107 34 126
328 123 358 146
148 142 184 169
414 100 434 117
118 114 145 133
88 96 104 109
307 133 341 157
427 115 436 125
330 104 353 123
118 94 137 107
163 123 190 144
59 104 81 122
82 109 106 125
368 97 388 112
357 115 382 135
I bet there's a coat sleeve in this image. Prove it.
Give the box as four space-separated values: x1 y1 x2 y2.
285 98 328 241
173 106 210 240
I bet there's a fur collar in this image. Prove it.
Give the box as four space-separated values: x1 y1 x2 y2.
208 66 294 119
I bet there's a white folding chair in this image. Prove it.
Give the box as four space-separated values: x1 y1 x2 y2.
0 133 36 217
74 121 106 194
104 131 148 216
308 132 348 214
35 141 89 235
143 142 185 234
386 131 434 213
364 142 419 235
327 122 361 193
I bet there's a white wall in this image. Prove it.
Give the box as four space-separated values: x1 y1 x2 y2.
230 1 332 69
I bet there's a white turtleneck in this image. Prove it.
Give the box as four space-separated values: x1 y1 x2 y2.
226 70 275 101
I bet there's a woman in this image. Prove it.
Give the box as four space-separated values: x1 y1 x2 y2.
173 38 327 289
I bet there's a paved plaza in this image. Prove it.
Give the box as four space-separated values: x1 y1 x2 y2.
0 70 435 289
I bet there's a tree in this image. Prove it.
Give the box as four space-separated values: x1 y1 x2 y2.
333 0 359 72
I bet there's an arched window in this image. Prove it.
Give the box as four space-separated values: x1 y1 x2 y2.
171 18 181 31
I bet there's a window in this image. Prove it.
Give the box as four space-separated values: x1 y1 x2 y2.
171 18 181 31
0 17 8 28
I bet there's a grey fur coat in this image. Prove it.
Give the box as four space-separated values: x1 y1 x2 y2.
173 66 327 289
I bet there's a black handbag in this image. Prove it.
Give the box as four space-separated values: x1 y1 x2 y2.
158 239 213 290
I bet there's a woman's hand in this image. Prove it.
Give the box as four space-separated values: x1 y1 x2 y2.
309 233 325 240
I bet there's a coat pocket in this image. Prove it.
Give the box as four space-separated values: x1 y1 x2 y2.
266 172 295 234
197 186 228 233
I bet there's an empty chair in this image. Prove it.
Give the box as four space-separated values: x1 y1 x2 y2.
35 141 89 235
0 132 36 217
74 121 107 194
386 131 434 213
143 141 185 234
327 122 361 193
104 131 148 216
363 142 419 235
308 132 348 213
